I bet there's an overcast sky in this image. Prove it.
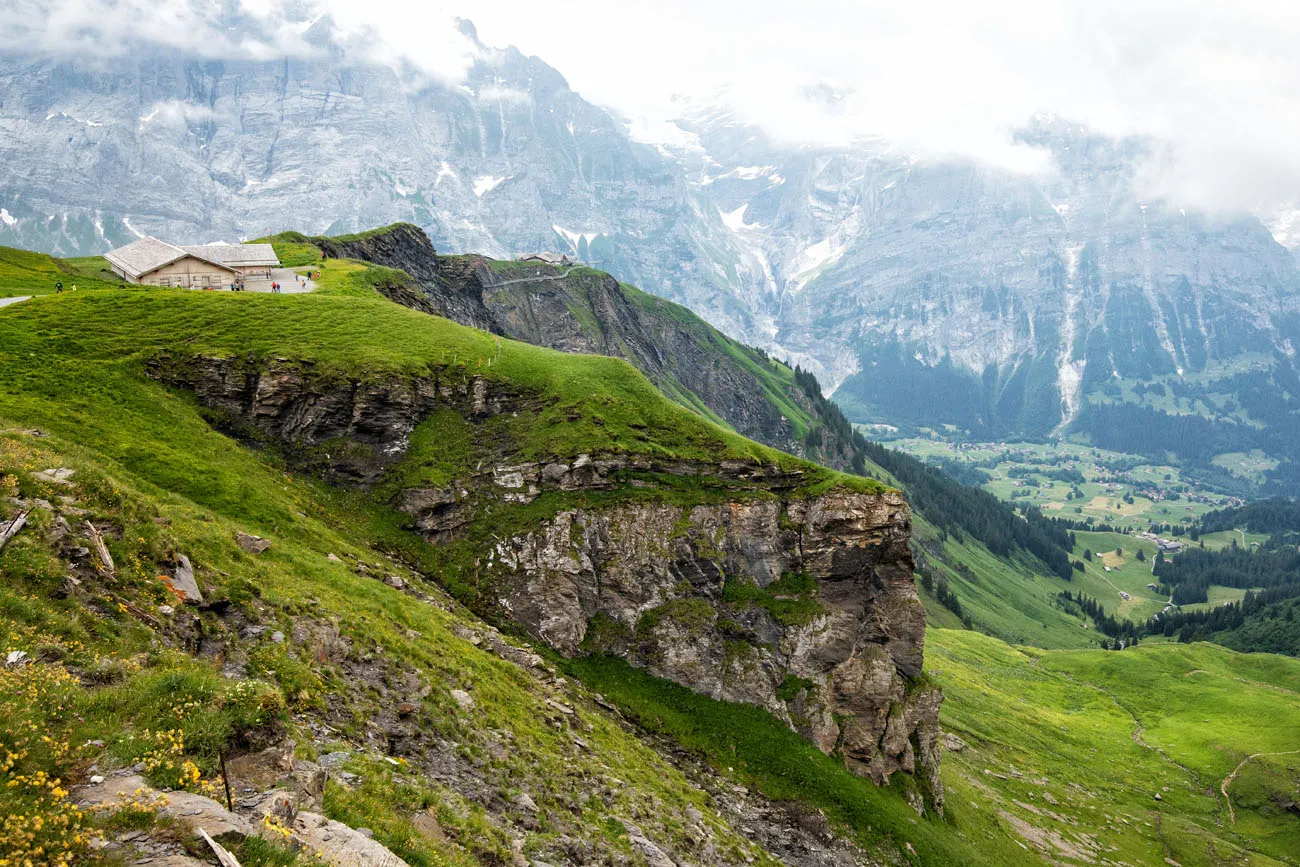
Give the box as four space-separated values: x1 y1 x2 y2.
8 0 1300 221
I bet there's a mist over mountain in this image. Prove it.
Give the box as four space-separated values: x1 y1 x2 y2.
667 109 1300 432
4 11 1300 487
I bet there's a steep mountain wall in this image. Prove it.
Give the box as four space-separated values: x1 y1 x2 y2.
8 18 1300 469
148 349 943 812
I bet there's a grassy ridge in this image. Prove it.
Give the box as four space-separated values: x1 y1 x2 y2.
0 245 124 297
0 289 875 491
0 425 781 866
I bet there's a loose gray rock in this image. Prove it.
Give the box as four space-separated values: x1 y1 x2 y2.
170 554 203 604
236 532 271 553
941 732 969 752
292 811 409 867
624 822 677 867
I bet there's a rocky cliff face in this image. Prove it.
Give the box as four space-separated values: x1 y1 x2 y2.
150 351 943 812
488 490 941 810
147 352 512 485
310 225 501 334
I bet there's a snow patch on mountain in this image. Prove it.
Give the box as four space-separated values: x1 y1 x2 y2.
1265 206 1300 249
477 86 530 104
552 225 602 250
720 204 761 232
701 165 784 186
473 175 508 197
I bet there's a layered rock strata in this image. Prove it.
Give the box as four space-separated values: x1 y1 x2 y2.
152 354 942 811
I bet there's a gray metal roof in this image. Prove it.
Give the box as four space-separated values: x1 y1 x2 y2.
104 237 278 278
181 243 279 268
103 237 189 279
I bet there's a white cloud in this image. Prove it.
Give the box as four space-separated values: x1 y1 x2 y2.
7 0 1300 214
0 0 315 61
446 0 1300 213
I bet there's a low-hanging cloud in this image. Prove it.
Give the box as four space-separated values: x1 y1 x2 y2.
449 0 1300 216
6 0 1300 218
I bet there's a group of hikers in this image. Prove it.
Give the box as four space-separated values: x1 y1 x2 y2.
268 275 310 293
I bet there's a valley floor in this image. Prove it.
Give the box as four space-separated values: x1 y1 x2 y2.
930 629 1300 866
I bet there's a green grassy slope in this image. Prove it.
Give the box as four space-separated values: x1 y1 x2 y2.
932 629 1300 866
0 280 871 864
0 287 871 488
915 517 1099 649
0 420 788 867
0 257 1297 865
576 629 1300 867
261 229 830 455
0 245 124 296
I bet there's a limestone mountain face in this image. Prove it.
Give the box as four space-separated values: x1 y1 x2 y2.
7 14 1298 457
667 111 1300 439
0 19 721 317
149 349 943 811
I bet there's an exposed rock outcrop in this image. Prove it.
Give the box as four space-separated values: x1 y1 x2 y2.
312 224 502 334
486 487 942 811
154 353 942 810
147 353 513 485
308 225 855 471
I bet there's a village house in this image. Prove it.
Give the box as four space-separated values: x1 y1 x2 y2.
104 237 279 288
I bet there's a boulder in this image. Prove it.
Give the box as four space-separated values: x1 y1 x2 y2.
226 742 296 789
292 811 409 867
75 774 252 839
169 554 203 603
941 731 969 752
623 822 677 867
32 467 75 485
236 532 271 554
411 809 445 843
